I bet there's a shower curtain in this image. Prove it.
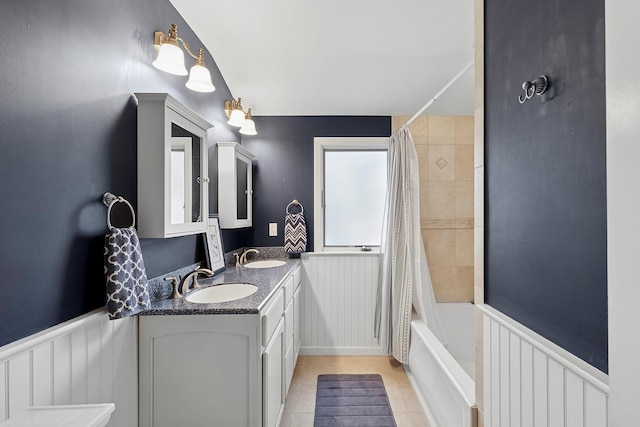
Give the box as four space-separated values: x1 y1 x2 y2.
375 126 447 363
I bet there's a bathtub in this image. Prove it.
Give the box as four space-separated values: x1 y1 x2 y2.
404 303 476 427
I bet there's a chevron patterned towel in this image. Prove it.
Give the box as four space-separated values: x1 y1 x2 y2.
285 213 307 253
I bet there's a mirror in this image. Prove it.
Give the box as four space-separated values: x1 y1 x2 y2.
236 156 248 220
170 124 202 225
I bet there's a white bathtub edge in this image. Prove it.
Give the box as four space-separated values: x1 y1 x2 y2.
412 319 475 407
404 366 441 427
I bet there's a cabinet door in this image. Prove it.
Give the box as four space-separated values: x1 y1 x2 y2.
293 286 302 362
139 315 260 427
284 299 295 396
217 142 255 229
263 319 285 427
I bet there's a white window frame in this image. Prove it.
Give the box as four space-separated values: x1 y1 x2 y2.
313 137 389 253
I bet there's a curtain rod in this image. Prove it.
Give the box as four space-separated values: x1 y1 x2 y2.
404 59 475 128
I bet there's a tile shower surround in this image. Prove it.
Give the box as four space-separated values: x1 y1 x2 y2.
392 115 475 303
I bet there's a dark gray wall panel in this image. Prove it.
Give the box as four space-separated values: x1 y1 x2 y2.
243 116 391 251
0 0 244 346
485 0 607 371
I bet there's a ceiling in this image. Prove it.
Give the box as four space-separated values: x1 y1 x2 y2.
170 0 475 117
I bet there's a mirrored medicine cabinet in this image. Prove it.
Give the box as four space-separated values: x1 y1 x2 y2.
135 93 213 238
217 142 255 229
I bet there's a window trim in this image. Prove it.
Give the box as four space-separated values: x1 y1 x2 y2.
313 137 389 252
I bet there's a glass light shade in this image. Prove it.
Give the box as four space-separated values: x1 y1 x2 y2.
185 64 215 92
239 118 257 135
152 43 188 76
227 109 246 127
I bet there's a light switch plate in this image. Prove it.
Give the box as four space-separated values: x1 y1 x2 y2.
269 222 278 237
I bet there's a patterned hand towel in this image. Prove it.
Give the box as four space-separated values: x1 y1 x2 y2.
285 213 307 253
104 227 150 319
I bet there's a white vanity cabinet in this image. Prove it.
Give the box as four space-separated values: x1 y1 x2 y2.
261 265 302 427
283 266 302 397
135 93 213 238
139 264 303 427
261 289 285 427
138 314 261 427
217 142 255 229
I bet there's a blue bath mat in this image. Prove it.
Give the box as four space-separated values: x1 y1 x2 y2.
314 374 397 427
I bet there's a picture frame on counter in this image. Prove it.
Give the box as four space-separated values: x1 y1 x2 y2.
204 215 226 273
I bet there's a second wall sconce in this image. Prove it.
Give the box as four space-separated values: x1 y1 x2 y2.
153 23 216 93
518 75 549 104
225 98 257 136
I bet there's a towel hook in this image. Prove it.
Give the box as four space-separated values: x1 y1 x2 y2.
103 192 136 230
518 75 549 104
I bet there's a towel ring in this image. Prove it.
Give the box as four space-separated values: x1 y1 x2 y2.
103 192 136 230
286 199 304 215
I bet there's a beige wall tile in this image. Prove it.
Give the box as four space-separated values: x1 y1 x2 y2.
415 144 429 182
425 229 457 266
412 133 428 146
475 50 484 110
408 115 429 140
475 0 484 51
427 144 455 181
456 229 474 266
456 218 474 229
456 180 474 218
392 115 409 133
419 186 430 220
456 266 474 301
474 166 484 226
475 284 484 305
426 181 456 218
454 116 474 145
474 227 484 294
455 145 475 181
430 266 457 302
474 106 485 168
423 218 458 229
427 116 454 145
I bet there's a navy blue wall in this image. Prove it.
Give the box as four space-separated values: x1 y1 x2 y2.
485 0 607 371
243 116 391 251
0 0 248 346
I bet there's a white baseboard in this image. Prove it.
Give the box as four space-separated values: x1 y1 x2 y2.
299 346 385 356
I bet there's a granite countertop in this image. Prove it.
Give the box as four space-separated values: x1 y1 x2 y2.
140 258 300 315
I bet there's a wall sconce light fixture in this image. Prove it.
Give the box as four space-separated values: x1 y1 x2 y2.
518 75 549 104
225 98 258 135
152 23 216 93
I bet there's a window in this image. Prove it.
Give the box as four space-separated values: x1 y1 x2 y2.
314 137 388 251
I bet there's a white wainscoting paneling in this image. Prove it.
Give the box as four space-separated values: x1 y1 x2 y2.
300 253 382 355
480 304 609 427
0 309 137 426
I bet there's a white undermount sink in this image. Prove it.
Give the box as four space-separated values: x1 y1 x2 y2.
186 284 258 304
244 260 286 269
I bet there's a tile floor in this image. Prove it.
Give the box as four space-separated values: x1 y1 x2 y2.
280 355 431 427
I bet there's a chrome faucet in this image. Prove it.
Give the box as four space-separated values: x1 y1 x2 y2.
239 248 260 265
180 267 214 294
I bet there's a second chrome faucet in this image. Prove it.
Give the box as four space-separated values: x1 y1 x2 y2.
235 248 260 266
